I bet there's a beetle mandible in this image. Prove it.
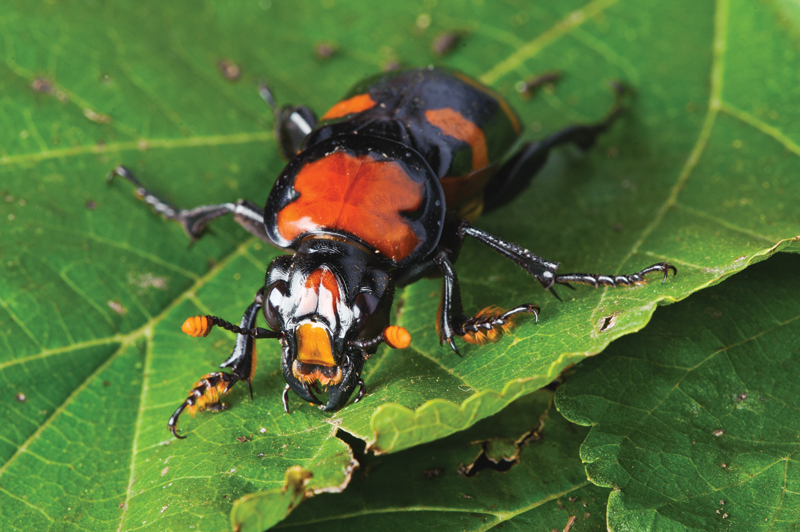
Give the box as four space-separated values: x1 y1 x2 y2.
109 66 676 439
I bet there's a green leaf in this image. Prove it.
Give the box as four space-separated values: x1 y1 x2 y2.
555 253 800 531
1 0 800 529
278 390 610 532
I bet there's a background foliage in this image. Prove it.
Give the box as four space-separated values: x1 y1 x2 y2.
1 0 799 530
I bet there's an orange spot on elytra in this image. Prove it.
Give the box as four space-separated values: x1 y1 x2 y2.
425 108 489 171
182 315 211 337
321 93 377 120
277 152 424 262
384 325 411 349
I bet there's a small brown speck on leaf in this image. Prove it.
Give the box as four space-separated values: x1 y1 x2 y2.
218 60 241 81
84 108 111 123
421 467 443 480
103 380 110 387
713 429 725 437
86 200 96 210
315 42 337 60
737 392 747 401
31 77 53 93
31 77 67 101
432 31 462 56
236 436 250 443
568 497 577 503
108 300 127 315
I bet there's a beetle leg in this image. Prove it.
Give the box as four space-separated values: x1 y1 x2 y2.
282 384 291 413
107 166 270 242
551 263 678 288
258 80 318 160
457 221 677 296
353 379 367 403
168 372 238 439
433 251 539 353
483 82 624 212
169 289 274 439
433 251 466 355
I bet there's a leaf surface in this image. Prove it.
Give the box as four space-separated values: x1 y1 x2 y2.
556 253 800 531
278 390 610 532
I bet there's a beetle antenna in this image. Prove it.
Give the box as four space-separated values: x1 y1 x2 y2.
349 325 411 352
181 315 281 339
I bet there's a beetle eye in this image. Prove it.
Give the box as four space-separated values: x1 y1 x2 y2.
353 291 384 338
264 280 288 330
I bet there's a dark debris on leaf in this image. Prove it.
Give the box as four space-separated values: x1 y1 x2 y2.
420 467 444 480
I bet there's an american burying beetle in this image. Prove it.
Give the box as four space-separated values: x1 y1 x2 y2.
109 67 675 439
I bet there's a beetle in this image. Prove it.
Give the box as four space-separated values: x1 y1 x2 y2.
109 66 675 439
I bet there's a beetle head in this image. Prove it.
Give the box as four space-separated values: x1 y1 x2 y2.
264 239 394 410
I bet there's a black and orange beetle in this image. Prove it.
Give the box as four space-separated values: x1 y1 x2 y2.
109 67 675 438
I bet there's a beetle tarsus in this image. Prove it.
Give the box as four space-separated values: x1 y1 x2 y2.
552 262 677 288
108 166 270 241
168 401 190 440
354 379 366 403
447 337 462 357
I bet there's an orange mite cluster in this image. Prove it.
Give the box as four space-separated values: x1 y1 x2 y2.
461 306 520 345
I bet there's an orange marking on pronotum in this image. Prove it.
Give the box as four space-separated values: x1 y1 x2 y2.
425 108 489 171
304 268 341 303
277 152 424 262
321 93 377 120
182 315 212 337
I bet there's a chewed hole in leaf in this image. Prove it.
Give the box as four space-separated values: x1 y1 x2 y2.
598 314 617 332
